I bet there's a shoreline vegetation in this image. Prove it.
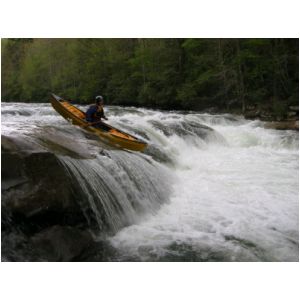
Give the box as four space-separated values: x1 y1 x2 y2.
2 38 299 129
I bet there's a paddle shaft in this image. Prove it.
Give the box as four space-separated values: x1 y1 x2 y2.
83 120 104 128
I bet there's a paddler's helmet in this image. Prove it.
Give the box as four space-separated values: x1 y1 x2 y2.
95 95 103 104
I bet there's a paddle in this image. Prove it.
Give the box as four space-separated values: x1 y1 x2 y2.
83 120 104 128
83 119 111 133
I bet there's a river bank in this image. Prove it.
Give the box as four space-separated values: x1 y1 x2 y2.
203 104 299 131
244 104 299 130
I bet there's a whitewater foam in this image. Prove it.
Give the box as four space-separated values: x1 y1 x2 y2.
1 102 298 261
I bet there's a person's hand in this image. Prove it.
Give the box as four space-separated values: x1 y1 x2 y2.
83 122 92 128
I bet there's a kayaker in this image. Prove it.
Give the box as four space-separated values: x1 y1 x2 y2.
86 95 108 122
95 96 108 121
85 95 108 130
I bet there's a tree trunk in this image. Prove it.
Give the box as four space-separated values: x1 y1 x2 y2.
235 39 246 113
218 39 228 108
140 39 147 91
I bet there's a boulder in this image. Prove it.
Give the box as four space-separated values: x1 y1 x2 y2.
1 134 114 261
1 135 87 228
2 150 79 219
30 225 93 261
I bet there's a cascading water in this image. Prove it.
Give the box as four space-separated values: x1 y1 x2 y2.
1 102 298 261
58 152 172 233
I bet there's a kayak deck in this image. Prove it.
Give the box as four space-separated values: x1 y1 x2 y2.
60 101 85 119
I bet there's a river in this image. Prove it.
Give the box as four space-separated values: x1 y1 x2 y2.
1 102 299 261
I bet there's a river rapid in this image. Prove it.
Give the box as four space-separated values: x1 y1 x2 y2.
1 102 299 261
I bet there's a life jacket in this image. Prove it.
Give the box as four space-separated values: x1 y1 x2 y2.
86 104 99 122
96 105 105 118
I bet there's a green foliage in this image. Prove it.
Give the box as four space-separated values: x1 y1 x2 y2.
1 38 299 116
272 101 288 119
1 38 33 101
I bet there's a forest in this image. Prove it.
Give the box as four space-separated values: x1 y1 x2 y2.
1 38 299 117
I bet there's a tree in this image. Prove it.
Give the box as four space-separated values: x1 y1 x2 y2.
1 38 298 118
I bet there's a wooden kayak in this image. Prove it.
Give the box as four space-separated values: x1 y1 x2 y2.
50 94 147 151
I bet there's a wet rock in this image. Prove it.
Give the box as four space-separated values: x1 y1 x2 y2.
2 148 79 219
1 228 31 262
1 134 89 234
30 225 93 261
75 239 118 262
36 129 96 159
264 120 299 130
144 144 174 165
1 134 111 261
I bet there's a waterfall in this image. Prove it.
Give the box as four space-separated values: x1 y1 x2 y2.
2 102 298 261
58 151 173 233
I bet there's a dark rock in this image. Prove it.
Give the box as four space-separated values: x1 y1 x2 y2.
144 144 174 165
1 135 45 153
74 239 118 262
1 134 88 232
30 225 93 261
1 228 31 262
2 150 79 219
1 134 109 261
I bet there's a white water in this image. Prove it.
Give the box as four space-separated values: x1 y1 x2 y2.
108 111 299 261
1 103 299 261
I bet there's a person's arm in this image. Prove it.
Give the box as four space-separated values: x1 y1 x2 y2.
83 120 103 128
96 106 108 120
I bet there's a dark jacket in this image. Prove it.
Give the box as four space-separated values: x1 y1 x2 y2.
86 104 106 122
86 105 98 122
